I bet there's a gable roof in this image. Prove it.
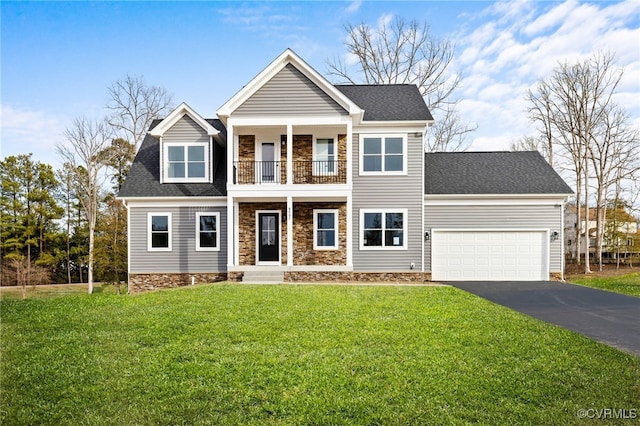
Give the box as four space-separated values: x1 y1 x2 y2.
335 84 434 122
217 48 362 120
424 151 573 195
150 102 220 139
118 119 227 198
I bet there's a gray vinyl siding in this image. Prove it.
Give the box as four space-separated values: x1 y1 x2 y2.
423 204 563 272
163 115 209 144
352 133 423 271
129 206 227 273
234 64 348 116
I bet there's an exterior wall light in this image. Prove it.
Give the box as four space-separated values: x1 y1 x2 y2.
550 231 559 242
424 231 430 241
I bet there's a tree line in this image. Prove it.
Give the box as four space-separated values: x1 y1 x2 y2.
0 75 173 296
521 51 640 272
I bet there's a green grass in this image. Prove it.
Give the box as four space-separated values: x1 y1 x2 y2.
568 272 640 297
1 284 639 425
0 283 120 299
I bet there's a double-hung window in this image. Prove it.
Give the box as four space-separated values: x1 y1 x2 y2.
314 209 338 250
164 143 209 182
196 212 220 251
360 135 406 174
360 209 407 250
314 138 336 176
148 213 172 251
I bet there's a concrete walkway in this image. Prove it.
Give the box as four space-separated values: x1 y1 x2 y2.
449 281 640 357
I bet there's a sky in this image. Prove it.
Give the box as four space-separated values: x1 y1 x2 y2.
1 0 639 168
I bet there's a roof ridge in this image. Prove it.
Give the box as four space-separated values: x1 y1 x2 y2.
334 83 416 87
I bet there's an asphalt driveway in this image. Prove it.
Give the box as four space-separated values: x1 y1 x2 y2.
449 281 640 357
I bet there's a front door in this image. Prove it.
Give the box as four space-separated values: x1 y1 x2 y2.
258 212 279 263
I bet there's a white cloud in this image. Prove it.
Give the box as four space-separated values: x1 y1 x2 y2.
344 0 362 15
451 0 640 152
524 0 576 36
216 4 307 38
0 104 67 165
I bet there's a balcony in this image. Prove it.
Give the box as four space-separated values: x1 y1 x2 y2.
233 161 347 184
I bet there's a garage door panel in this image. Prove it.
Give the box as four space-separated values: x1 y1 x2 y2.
432 230 547 281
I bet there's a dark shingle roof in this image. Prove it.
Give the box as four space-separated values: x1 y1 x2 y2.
424 151 573 195
335 84 433 121
118 119 227 198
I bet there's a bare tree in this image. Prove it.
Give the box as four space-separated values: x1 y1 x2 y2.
326 17 476 151
526 51 629 274
589 104 640 270
526 81 556 167
106 74 173 150
426 105 474 152
57 118 114 294
510 136 550 162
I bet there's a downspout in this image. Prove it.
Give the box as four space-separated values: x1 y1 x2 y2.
560 201 566 282
421 132 425 276
122 199 131 294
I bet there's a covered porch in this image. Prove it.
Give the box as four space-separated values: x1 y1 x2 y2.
226 196 353 275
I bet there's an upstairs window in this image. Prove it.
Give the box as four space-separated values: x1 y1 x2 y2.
164 143 209 182
314 138 336 176
360 135 406 174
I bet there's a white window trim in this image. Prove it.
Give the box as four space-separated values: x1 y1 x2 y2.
147 212 172 252
313 137 338 177
195 212 220 252
359 134 407 176
313 209 339 250
163 142 210 183
359 208 408 250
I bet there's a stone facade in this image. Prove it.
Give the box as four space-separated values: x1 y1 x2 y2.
293 202 347 265
238 202 288 265
285 271 429 283
129 272 227 294
237 135 255 184
227 271 431 284
228 272 244 282
238 135 255 162
550 272 563 282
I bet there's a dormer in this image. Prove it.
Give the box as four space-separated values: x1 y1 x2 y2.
150 103 222 184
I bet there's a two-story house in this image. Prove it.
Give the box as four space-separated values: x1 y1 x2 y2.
119 49 573 293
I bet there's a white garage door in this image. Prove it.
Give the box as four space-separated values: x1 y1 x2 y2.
431 230 548 281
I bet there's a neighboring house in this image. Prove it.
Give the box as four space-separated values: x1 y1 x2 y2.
565 205 640 261
118 49 573 293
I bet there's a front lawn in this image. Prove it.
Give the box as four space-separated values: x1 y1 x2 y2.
567 272 640 297
1 284 638 425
